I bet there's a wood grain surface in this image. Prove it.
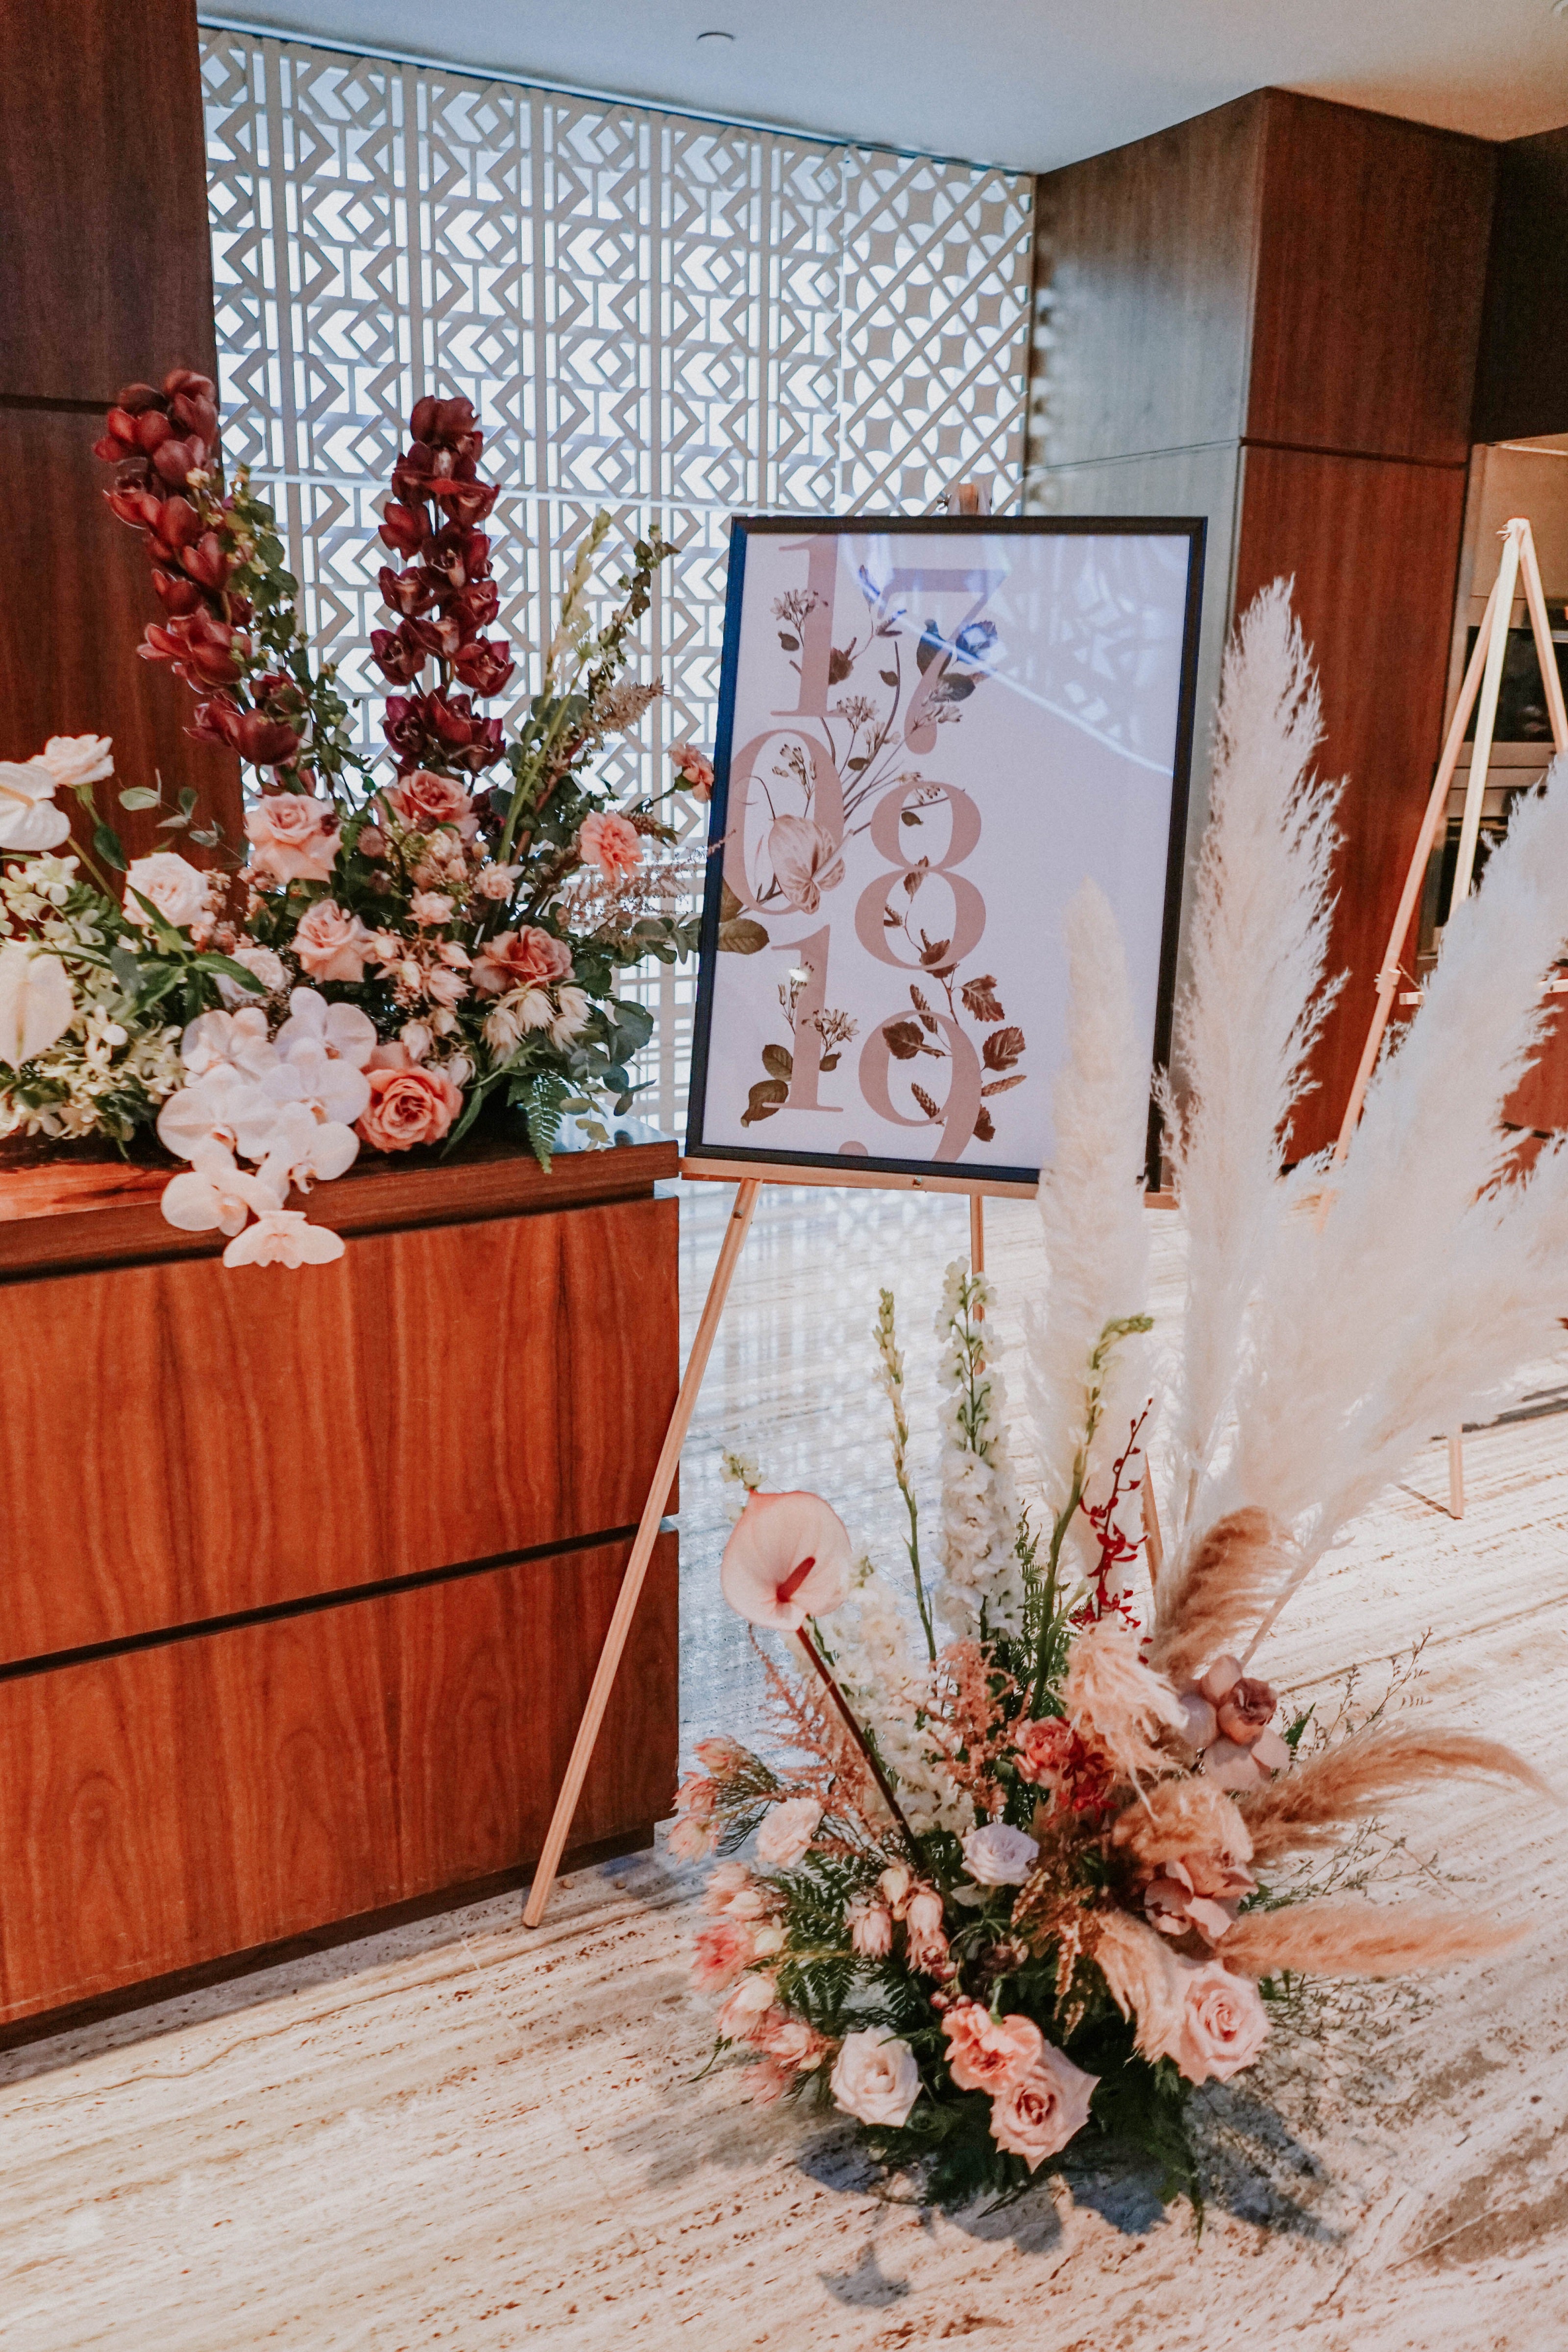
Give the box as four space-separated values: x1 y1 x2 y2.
1233 446 1470 1160
1248 95 1495 466
0 1531 679 2022
0 1188 679 1661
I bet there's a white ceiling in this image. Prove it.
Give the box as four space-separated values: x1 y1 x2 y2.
207 0 1568 171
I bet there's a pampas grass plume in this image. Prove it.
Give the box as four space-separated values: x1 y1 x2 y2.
1221 1900 1527 1979
1149 1505 1299 1688
1239 1726 1554 1864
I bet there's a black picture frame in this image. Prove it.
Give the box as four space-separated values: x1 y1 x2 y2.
684 512 1206 1192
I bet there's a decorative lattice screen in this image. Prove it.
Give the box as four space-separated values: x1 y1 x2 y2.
200 25 1034 1128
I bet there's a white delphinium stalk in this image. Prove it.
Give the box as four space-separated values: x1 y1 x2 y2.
872 1287 937 1659
1158 581 1343 1554
932 1261 1024 1639
719 1449 762 1524
821 1557 968 1838
1026 877 1154 1601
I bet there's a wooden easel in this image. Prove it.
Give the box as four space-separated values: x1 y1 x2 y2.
1330 515 1568 1517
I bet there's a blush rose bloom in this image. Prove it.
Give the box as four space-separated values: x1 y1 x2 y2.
124 850 208 931
829 2029 921 2129
961 1822 1040 1886
755 1794 822 1869
942 2001 1044 2094
576 809 643 877
357 1061 463 1152
472 924 573 997
293 899 376 983
244 793 340 883
988 2046 1098 2170
719 1489 853 1630
1173 1960 1270 2084
385 770 478 837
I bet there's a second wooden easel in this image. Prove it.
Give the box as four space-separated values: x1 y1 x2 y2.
1330 514 1568 1516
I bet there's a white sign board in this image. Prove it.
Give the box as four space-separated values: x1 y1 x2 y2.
685 517 1204 1189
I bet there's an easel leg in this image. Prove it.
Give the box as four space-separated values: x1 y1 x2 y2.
522 1176 763 1929
1447 1428 1465 1520
970 1193 985 1275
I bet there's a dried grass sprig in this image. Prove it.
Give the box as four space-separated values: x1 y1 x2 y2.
1221 1900 1528 1979
1065 1618 1186 1789
1148 1505 1300 1687
1239 1726 1554 1864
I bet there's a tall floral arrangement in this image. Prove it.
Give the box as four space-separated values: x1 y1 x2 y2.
0 370 709 1265
677 592 1560 2208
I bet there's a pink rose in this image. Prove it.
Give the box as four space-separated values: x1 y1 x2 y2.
357 1061 463 1152
1015 1715 1075 1788
942 2001 1044 2094
245 793 340 882
988 2046 1098 2170
474 861 520 902
384 769 478 837
692 1917 755 1991
472 924 573 997
293 899 375 983
1173 1960 1270 2084
576 809 643 876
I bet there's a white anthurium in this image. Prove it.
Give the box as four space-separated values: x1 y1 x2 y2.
160 1142 285 1239
273 987 377 1068
179 1006 277 1081
255 1042 371 1129
156 1067 276 1161
0 760 72 854
253 1101 360 1197
0 943 75 1070
222 1209 345 1270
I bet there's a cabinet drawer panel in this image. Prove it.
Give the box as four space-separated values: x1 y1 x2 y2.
0 1196 677 1661
0 1531 677 2022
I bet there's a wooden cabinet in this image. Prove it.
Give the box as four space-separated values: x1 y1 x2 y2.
0 1136 681 2026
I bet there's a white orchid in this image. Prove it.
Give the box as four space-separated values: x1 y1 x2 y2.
272 987 377 1068
0 759 72 854
256 1041 371 1129
179 1006 277 1081
221 1209 346 1269
253 1100 361 1196
0 944 75 1069
160 1141 285 1238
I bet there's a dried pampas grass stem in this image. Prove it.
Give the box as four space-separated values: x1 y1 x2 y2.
1148 1505 1299 1687
1239 1726 1554 1864
1222 1900 1528 1979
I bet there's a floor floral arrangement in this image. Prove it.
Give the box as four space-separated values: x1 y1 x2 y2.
0 368 708 1266
677 586 1566 2208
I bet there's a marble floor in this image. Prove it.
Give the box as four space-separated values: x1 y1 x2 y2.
3 1183 1567 2350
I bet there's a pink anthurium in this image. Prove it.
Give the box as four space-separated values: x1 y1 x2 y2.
719 1490 853 1630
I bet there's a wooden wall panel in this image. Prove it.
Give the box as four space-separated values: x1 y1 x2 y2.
1032 93 1263 469
1234 447 1470 1158
0 408 241 851
1472 125 1568 446
0 1533 679 2021
0 1196 679 1662
1249 96 1494 464
0 0 242 851
0 0 217 405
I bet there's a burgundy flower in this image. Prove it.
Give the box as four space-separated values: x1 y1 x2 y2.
390 442 446 506
149 567 205 616
450 579 500 632
369 623 428 685
141 609 248 686
190 692 303 766
433 478 497 526
453 635 514 695
147 497 203 564
421 523 491 586
409 394 482 457
165 373 219 443
104 484 166 530
179 531 233 591
378 563 436 617
378 501 427 558
382 689 504 774
150 435 208 489
114 381 167 416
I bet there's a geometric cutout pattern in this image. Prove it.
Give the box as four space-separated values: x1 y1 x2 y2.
201 28 1034 1127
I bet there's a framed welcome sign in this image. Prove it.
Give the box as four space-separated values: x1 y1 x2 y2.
684 515 1205 1193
